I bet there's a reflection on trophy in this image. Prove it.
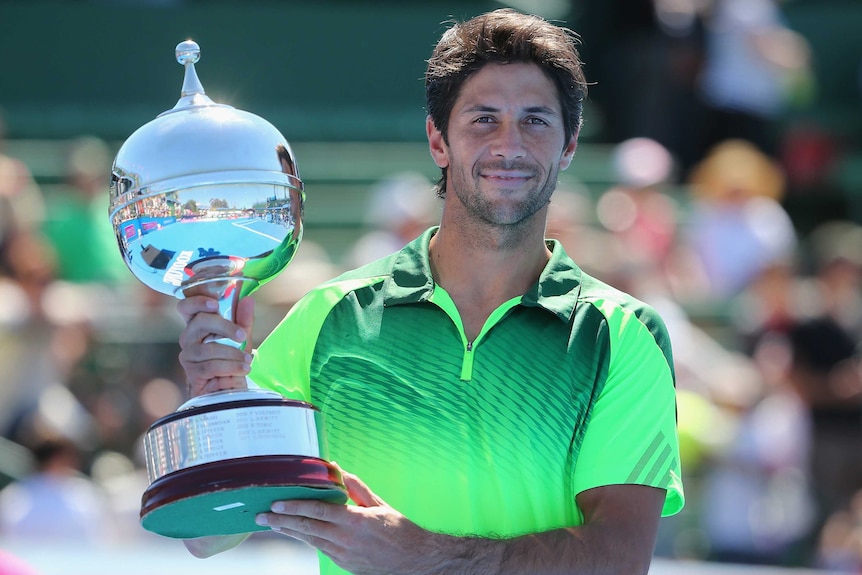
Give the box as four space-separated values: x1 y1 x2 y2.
108 40 347 539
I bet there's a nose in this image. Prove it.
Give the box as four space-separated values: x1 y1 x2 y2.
490 120 526 160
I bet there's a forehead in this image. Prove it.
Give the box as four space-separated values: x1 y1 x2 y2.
455 62 561 111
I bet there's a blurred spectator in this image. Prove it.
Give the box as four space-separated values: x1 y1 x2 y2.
804 220 862 339
0 110 45 279
595 137 681 273
41 136 130 286
577 0 707 174
786 317 862 553
727 220 862 564
0 436 114 543
0 229 97 446
343 172 438 268
697 370 815 566
255 239 341 337
696 0 813 163
816 489 862 572
679 139 797 302
546 180 622 281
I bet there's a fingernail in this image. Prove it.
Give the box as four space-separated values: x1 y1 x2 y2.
235 329 246 341
205 299 218 310
272 502 285 513
243 353 253 363
255 514 268 526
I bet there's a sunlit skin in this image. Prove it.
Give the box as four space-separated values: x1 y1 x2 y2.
428 62 577 251
425 62 578 340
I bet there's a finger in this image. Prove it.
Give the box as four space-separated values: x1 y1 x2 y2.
179 314 247 350
235 297 255 344
335 466 385 508
179 340 252 396
176 295 219 323
270 499 339 522
178 340 251 373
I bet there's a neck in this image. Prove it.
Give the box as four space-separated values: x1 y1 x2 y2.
429 219 550 304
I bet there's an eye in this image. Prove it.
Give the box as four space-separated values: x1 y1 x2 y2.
474 116 496 124
525 116 550 126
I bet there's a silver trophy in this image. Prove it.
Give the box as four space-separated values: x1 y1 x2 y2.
108 41 346 539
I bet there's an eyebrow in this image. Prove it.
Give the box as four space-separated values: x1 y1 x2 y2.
462 104 560 116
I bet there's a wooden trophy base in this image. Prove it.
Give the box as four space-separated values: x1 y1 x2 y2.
140 455 347 538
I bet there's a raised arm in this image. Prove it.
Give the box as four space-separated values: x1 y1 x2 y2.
176 294 257 557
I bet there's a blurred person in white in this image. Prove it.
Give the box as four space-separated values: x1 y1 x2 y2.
343 172 438 268
679 139 797 303
696 0 812 162
696 351 815 566
0 435 113 543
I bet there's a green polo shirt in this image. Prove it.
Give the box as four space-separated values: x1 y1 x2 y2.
250 227 684 573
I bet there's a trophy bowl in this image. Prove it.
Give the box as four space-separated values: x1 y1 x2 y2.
108 40 347 539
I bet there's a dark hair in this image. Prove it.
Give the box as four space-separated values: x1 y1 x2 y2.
425 9 588 196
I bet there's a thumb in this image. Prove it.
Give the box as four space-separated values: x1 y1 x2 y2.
235 296 256 347
333 462 385 508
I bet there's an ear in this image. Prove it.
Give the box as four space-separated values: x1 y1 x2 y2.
426 116 449 169
559 131 579 171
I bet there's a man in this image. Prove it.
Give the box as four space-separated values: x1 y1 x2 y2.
178 9 684 574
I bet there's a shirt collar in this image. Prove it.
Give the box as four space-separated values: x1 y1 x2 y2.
382 227 582 323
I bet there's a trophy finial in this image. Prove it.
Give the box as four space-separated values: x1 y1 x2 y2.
175 40 206 101
176 40 200 66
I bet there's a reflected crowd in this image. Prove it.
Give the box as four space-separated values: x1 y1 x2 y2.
2 0 862 572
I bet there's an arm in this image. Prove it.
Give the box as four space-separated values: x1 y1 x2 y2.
257 467 665 575
176 294 258 556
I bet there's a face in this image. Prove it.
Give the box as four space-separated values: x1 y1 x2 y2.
427 62 577 228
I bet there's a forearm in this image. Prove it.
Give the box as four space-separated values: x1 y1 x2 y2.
183 533 251 558
425 523 652 575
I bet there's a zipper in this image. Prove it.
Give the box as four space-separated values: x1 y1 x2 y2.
461 340 475 381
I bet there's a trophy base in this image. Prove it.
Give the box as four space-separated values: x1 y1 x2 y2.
140 455 347 538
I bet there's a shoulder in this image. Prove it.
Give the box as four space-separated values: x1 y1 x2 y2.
576 271 674 369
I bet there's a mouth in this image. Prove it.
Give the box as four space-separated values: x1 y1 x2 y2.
480 170 534 184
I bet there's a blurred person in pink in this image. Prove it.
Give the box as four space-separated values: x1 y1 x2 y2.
594 137 680 274
0 550 41 575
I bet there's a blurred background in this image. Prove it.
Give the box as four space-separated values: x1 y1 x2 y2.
1 0 862 573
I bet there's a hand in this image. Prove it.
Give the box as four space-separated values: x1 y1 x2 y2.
255 466 448 575
177 294 256 397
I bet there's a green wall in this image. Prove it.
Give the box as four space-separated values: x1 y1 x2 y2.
0 0 506 141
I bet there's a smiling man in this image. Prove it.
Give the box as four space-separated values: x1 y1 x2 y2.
178 9 684 575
